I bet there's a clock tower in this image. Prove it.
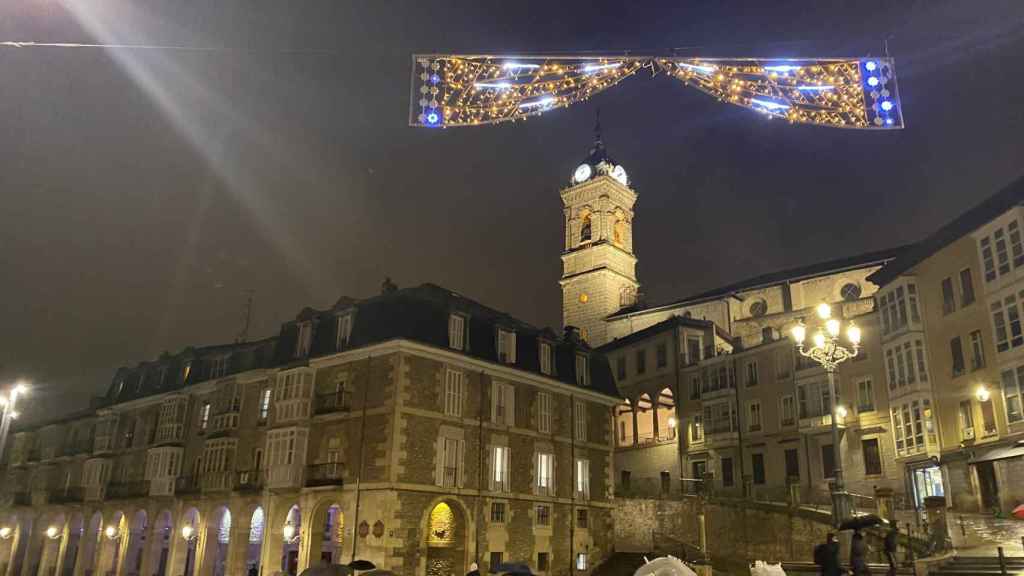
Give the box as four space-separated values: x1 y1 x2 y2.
559 122 639 346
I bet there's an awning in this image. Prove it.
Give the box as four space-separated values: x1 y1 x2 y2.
968 443 1024 464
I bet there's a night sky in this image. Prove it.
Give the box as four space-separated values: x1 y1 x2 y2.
1 1 1022 420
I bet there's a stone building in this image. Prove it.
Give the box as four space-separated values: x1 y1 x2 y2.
0 284 619 576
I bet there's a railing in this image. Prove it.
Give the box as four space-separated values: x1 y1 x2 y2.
174 476 200 495
50 487 85 504
0 492 30 507
107 481 148 499
200 471 233 492
235 470 263 491
314 392 352 415
440 466 458 488
305 463 344 487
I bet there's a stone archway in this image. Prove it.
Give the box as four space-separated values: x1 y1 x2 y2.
37 511 66 576
280 505 301 576
307 500 343 566
79 511 104 576
123 509 148 576
146 510 173 576
202 506 231 576
61 512 84 576
423 499 469 576
98 510 126 576
245 507 265 576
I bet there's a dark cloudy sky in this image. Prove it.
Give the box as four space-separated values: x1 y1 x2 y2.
1 1 1022 420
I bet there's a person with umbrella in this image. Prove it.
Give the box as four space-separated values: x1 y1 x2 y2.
814 533 842 576
850 530 871 576
883 524 899 576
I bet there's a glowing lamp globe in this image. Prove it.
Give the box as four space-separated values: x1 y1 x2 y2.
46 526 60 539
791 323 807 345
0 526 12 539
181 525 194 541
282 523 297 542
104 526 118 540
847 323 862 346
826 319 841 337
667 416 677 429
976 385 991 402
813 331 826 349
835 405 848 419
816 303 832 320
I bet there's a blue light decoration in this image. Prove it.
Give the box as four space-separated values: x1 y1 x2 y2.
410 54 904 130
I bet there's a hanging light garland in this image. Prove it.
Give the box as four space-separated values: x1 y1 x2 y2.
410 54 903 130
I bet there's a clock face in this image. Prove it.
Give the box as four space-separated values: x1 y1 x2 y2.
611 165 628 185
573 163 592 183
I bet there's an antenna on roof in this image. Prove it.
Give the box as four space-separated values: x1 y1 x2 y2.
236 289 255 343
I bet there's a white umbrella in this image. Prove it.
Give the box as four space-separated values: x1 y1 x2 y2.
633 555 697 576
298 564 353 576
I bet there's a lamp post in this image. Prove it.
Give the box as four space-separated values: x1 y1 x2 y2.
791 303 861 525
0 382 28 465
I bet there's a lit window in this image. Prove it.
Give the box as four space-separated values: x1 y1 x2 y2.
491 445 510 492
199 402 211 431
576 553 588 571
575 458 590 499
259 389 271 421
536 452 554 495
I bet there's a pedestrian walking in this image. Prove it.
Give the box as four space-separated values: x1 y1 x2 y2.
851 530 871 576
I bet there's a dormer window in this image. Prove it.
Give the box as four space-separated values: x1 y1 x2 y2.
497 329 516 364
296 321 313 358
336 313 353 350
575 354 590 387
539 342 553 375
449 314 466 350
155 366 167 389
209 356 229 380
580 212 592 243
182 361 192 384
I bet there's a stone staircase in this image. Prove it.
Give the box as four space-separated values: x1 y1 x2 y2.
930 555 1024 576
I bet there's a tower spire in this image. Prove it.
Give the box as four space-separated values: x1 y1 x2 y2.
593 108 603 150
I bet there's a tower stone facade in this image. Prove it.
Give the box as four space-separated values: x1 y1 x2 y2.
560 133 639 346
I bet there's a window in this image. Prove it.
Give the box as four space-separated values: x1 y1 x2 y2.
497 329 516 363
690 376 701 400
537 452 554 495
784 449 799 480
336 313 353 349
490 552 503 571
941 277 956 315
539 342 553 375
537 392 552 434
259 388 271 422
660 471 671 494
687 336 702 364
444 369 464 417
951 337 966 376
438 436 463 488
780 395 795 426
993 292 1024 352
745 361 759 387
959 400 975 439
538 553 550 572
253 448 263 470
491 446 510 492
690 415 704 442
749 298 768 317
1001 367 1024 423
575 354 589 386
448 314 465 350
576 553 588 571
821 444 835 479
199 402 211 431
576 508 589 529
980 221 1024 283
295 322 312 358
968 331 985 371
491 382 515 426
616 356 626 379
635 349 646 374
580 212 591 242
915 340 929 382
886 349 897 389
751 453 765 485
747 401 762 432
575 458 590 499
841 282 863 301
620 470 631 490
656 343 667 368
980 399 997 435
959 269 975 307
574 401 588 442
490 502 506 524
535 505 551 526
857 379 875 413
209 356 229 380
721 457 734 487
862 438 882 475
703 401 736 434
981 236 996 281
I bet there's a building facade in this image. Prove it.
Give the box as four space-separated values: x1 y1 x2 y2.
0 284 618 576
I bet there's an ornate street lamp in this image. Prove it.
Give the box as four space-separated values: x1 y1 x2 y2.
0 526 13 540
45 526 62 540
791 302 861 525
104 525 121 541
0 382 29 465
180 524 197 542
282 520 301 544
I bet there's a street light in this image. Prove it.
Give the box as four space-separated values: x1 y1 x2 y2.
282 520 301 544
0 526 12 540
45 526 62 540
791 303 861 525
0 381 28 465
104 525 120 540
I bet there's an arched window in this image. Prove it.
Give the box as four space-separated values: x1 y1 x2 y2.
613 211 626 246
580 212 592 243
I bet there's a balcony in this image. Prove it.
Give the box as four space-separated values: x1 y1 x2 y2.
200 471 234 492
799 413 847 434
235 470 263 492
174 476 201 496
305 463 345 487
60 442 92 457
0 492 31 507
50 487 85 504
209 412 240 436
107 481 148 500
314 392 351 415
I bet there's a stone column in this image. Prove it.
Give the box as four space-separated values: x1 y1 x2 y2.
19 518 42 576
258 501 284 576
224 512 252 576
136 522 159 576
631 406 639 447
53 521 73 576
651 401 660 442
295 511 315 574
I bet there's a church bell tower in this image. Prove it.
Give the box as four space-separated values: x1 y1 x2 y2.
559 119 639 346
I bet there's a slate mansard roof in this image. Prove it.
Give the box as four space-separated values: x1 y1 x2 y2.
95 283 618 412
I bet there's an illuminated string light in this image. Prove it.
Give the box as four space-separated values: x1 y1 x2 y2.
411 55 903 129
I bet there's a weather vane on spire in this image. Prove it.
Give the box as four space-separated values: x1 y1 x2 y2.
410 53 903 130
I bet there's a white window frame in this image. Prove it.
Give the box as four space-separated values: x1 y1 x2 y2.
491 381 515 427
491 445 510 492
857 378 875 413
574 458 590 500
539 342 553 375
448 314 466 351
259 388 271 421
575 354 589 387
690 414 704 442
436 435 464 488
444 368 465 418
497 329 516 364
199 402 211 431
537 392 552 434
336 313 353 349
574 400 588 442
536 451 555 495
1000 365 1024 424
780 395 795 427
747 400 762 432
295 321 313 358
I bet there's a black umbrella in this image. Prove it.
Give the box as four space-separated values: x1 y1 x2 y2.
348 560 376 571
496 563 533 576
839 514 883 531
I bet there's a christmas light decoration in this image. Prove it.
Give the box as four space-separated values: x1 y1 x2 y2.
410 54 904 130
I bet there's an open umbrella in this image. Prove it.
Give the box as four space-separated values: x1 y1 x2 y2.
360 571 396 576
495 563 534 576
1012 504 1024 520
633 555 697 576
348 559 376 572
298 564 353 576
839 514 883 531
